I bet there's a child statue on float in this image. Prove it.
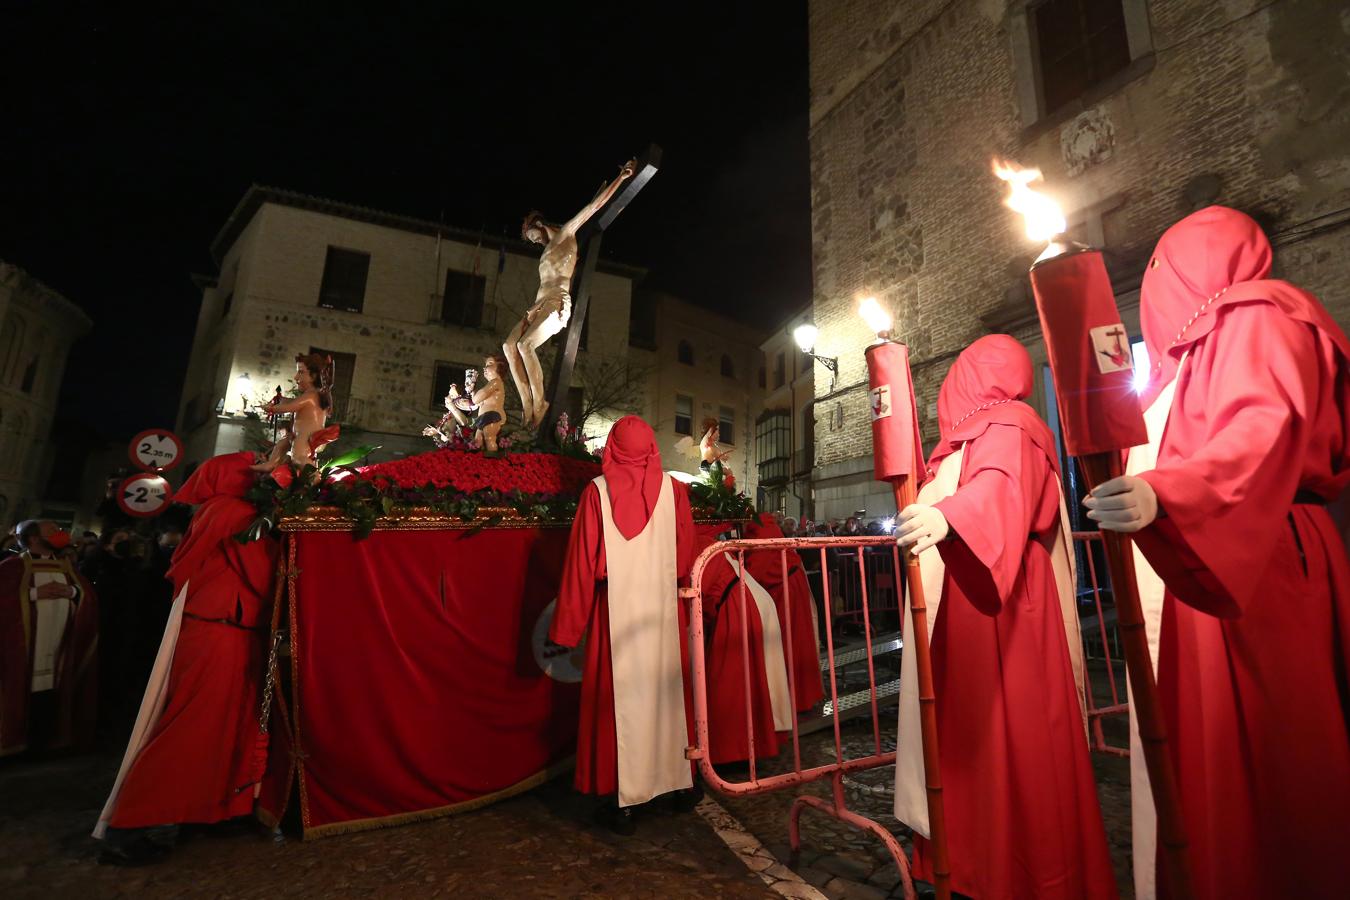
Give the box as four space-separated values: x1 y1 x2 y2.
424 355 508 453
256 353 340 468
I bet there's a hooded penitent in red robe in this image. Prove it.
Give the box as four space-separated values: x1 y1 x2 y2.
741 518 824 712
1129 207 1350 900
550 417 697 797
96 452 279 834
698 534 785 765
0 547 98 756
910 336 1117 900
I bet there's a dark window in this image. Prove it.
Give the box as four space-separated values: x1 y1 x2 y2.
20 359 37 394
774 352 786 389
220 290 234 320
677 340 694 366
1033 0 1130 115
675 394 693 436
432 360 475 410
758 366 766 389
441 269 487 327
799 350 812 375
318 247 370 313
309 347 356 415
720 354 735 378
719 406 735 445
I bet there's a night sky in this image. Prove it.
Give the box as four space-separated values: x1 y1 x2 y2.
1 2 812 441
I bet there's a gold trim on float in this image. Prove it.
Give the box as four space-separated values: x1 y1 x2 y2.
279 506 564 532
279 506 743 532
298 758 575 839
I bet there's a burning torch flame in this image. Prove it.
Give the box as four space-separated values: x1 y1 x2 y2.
992 160 1066 243
858 297 893 337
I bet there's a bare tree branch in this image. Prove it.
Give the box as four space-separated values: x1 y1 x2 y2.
570 354 653 432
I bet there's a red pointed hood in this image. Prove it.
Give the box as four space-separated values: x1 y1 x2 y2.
601 416 665 540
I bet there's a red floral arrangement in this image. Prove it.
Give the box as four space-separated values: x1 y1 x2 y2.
357 450 600 497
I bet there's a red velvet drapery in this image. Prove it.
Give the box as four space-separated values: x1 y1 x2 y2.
270 526 580 838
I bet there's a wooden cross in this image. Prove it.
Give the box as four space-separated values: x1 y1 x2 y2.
540 143 662 440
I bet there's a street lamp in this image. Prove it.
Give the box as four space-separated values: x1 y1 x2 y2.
793 323 838 390
234 372 253 415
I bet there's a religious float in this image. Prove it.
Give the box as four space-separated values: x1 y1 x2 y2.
245 414 747 839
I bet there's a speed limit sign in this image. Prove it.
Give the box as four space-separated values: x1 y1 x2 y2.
129 429 184 472
117 473 173 518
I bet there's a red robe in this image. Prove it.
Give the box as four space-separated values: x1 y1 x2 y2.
550 478 697 796
912 422 1117 900
0 554 98 756
699 538 784 765
103 452 279 829
742 533 824 712
1133 303 1350 899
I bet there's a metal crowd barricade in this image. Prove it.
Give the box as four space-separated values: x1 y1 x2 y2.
825 542 905 635
682 536 920 900
1073 531 1130 757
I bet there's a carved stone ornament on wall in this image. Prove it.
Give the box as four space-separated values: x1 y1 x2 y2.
1061 107 1116 176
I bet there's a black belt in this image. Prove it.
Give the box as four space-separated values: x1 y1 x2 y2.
1294 489 1328 507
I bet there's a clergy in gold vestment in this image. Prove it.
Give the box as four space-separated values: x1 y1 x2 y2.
0 520 98 756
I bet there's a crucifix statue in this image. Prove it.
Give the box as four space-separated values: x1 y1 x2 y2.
503 146 661 435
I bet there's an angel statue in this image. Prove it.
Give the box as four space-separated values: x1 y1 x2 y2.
504 158 636 429
423 355 507 453
254 353 340 470
674 420 732 471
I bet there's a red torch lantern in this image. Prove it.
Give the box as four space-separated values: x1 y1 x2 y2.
859 299 951 900
998 163 1195 898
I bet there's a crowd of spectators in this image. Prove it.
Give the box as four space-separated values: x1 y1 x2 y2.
4 509 190 733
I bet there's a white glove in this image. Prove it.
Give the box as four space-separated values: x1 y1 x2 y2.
1084 475 1158 533
896 504 949 556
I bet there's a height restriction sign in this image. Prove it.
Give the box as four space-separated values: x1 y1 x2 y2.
129 429 184 472
117 473 173 518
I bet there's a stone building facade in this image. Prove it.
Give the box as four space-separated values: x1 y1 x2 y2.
630 292 767 497
0 262 92 530
178 186 643 464
807 0 1350 519
754 306 817 522
178 187 769 499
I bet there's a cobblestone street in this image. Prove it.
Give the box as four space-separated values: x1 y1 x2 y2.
1 707 1134 900
0 748 774 900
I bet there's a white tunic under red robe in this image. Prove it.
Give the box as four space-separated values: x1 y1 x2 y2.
697 537 793 764
742 518 825 712
551 419 697 806
899 335 1116 900
1126 206 1350 900
95 452 278 835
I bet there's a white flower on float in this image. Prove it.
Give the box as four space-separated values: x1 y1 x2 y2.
992 160 1066 243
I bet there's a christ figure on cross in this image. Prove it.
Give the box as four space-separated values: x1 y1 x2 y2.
504 159 635 428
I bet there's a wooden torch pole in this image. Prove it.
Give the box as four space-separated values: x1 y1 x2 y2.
1078 453 1195 899
891 474 951 900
